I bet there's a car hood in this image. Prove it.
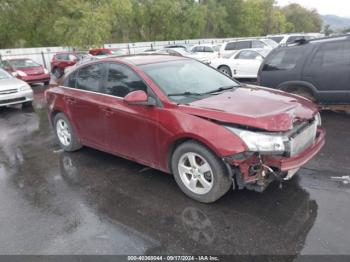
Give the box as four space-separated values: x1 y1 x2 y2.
178 85 319 132
18 66 44 75
0 78 27 90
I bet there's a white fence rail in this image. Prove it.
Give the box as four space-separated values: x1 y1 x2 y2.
0 36 261 71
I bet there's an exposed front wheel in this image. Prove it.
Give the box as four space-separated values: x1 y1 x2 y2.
171 141 232 203
54 113 82 152
218 65 232 77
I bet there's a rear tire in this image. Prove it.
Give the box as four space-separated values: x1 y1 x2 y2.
171 141 232 203
218 65 232 77
54 113 82 152
22 101 32 108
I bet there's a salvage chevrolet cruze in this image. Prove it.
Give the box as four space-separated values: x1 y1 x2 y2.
45 55 325 203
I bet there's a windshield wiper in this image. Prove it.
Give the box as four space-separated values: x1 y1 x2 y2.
204 85 237 94
168 91 203 97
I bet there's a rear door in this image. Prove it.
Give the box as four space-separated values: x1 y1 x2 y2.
99 62 160 166
302 40 350 103
63 63 109 148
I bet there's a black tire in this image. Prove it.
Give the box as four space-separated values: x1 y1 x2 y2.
171 141 232 203
218 65 232 77
44 81 50 86
54 113 82 152
22 101 33 108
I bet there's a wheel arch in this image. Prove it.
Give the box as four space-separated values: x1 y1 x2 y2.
166 136 221 174
277 81 318 98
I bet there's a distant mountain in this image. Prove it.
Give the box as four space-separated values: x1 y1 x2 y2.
322 15 350 30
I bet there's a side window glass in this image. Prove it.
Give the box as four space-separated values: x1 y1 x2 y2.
104 63 147 98
225 42 236 50
263 47 303 71
76 63 104 93
204 46 214 52
311 41 350 67
236 51 258 60
64 71 77 88
236 41 251 49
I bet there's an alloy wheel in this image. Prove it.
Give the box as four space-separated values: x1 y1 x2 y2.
178 152 214 195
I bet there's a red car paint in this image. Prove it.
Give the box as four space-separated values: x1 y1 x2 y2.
88 48 129 56
51 53 78 74
2 58 50 84
45 55 325 192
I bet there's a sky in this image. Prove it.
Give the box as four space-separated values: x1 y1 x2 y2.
276 0 350 17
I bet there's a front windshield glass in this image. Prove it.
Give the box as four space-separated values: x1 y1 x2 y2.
7 59 41 68
257 49 270 58
263 39 279 48
0 68 11 79
141 60 240 102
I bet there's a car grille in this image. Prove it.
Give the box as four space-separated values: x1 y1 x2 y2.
0 97 26 105
289 121 317 156
0 89 18 95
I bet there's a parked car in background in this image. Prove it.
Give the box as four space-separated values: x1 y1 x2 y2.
210 49 270 79
267 33 319 46
156 48 211 63
219 38 278 57
164 44 193 52
46 55 325 203
51 52 81 78
89 48 128 56
0 68 33 107
191 44 222 59
1 58 50 85
258 35 350 105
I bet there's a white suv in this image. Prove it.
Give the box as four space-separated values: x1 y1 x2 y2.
219 38 277 57
267 33 323 46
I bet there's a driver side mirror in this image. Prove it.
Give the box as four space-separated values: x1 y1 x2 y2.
124 90 156 106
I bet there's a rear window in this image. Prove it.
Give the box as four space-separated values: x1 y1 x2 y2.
263 47 303 71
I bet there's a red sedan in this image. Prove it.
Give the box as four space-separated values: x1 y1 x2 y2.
45 55 325 203
2 58 50 85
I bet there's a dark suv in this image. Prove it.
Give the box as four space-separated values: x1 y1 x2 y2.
258 35 350 105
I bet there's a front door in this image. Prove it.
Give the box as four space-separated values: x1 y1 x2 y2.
99 62 160 167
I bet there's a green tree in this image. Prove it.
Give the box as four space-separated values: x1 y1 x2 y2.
282 3 322 33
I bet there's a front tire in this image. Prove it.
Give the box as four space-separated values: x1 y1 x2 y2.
54 113 82 152
218 65 232 77
171 141 232 203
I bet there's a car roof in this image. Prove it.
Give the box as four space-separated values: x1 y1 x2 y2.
104 54 189 66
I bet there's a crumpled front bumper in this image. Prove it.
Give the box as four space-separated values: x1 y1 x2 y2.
224 127 326 191
263 128 326 171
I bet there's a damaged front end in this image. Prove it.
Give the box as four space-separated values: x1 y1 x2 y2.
223 115 325 192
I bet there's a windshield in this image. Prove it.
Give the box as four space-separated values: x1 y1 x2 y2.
141 60 240 102
268 36 284 44
263 39 279 48
7 59 41 68
0 68 12 79
257 49 271 58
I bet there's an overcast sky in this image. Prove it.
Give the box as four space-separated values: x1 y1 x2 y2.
277 0 350 17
